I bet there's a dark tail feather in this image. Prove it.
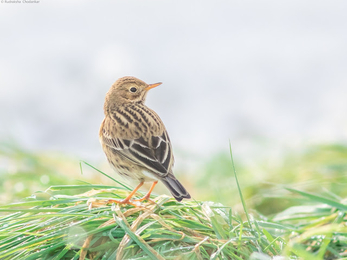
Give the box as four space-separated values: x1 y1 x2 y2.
161 175 191 202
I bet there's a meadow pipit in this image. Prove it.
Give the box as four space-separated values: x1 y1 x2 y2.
99 76 191 204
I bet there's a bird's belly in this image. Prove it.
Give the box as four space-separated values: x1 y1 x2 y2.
110 163 158 183
139 170 159 182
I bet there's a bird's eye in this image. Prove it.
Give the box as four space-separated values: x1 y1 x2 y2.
130 87 137 93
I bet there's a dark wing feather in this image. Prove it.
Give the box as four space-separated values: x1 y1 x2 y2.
102 129 173 177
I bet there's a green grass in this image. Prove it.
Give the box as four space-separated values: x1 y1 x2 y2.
0 158 283 259
0 141 81 203
0 183 284 259
194 143 347 215
0 158 347 258
0 180 346 259
1 141 347 259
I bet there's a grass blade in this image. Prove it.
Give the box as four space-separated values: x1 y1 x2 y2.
286 187 347 211
229 141 252 229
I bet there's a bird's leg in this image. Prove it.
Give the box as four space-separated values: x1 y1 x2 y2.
133 181 158 202
107 181 144 206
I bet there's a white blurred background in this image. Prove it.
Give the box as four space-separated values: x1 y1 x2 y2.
1 0 347 166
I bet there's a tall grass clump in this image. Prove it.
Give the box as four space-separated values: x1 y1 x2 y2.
0 182 287 259
0 158 288 260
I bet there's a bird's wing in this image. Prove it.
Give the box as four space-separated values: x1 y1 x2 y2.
101 127 173 177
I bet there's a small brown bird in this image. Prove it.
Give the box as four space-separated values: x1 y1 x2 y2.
99 76 191 204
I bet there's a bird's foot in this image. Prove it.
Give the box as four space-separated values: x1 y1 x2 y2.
132 195 156 204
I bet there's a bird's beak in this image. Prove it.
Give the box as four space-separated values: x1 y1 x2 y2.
146 82 162 91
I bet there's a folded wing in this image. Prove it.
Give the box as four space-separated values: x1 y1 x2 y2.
101 128 173 178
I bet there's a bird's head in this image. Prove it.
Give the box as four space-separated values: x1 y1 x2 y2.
104 76 162 111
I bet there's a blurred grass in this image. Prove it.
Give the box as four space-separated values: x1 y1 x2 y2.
1 141 347 211
1 141 347 213
0 141 77 203
194 144 347 215
0 141 123 204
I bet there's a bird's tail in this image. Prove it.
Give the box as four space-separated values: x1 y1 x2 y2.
161 174 191 202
